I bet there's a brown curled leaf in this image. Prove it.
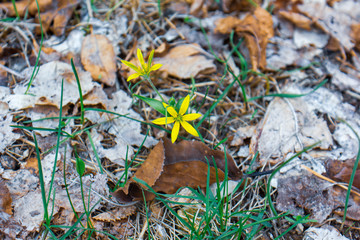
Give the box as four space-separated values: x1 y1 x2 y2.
113 138 242 202
325 159 360 190
215 7 274 70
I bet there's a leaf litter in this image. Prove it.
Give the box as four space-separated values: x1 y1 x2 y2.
0 0 360 239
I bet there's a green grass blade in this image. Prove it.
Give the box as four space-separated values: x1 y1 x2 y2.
248 79 328 101
63 145 85 229
25 0 43 94
33 133 49 222
71 58 85 125
196 78 237 128
11 0 20 20
85 130 103 174
46 79 65 212
339 119 360 224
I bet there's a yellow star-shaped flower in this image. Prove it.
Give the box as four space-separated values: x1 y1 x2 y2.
121 48 162 81
152 95 202 143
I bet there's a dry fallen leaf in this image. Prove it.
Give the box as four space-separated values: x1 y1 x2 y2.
8 61 94 110
304 225 349 240
276 172 360 223
276 174 335 223
252 85 333 165
81 35 117 86
0 180 12 215
325 159 360 190
351 23 360 51
113 138 242 202
0 0 80 36
34 0 80 36
0 0 32 17
215 7 274 70
221 0 260 13
278 10 313 30
153 43 216 79
92 205 136 222
297 0 360 51
0 115 21 153
13 189 59 232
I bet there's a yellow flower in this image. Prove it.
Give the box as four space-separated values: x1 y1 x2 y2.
121 48 162 81
152 95 202 143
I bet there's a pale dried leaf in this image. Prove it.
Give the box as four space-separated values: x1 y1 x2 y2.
298 0 360 50
9 61 94 110
293 28 329 48
304 226 349 240
13 189 59 232
325 60 360 94
93 205 136 222
230 125 256 146
0 180 12 215
81 35 117 86
278 10 313 30
4 169 38 201
54 174 108 213
0 115 20 153
0 86 9 115
254 86 333 165
154 43 216 79
276 174 335 223
86 89 157 165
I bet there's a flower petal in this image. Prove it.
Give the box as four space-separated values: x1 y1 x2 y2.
182 113 202 121
149 63 162 72
171 121 180 143
179 95 190 116
121 60 141 73
152 117 175 125
147 50 155 72
127 73 142 81
162 103 178 118
180 121 199 137
137 48 146 70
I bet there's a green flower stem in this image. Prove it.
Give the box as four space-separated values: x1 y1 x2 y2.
145 75 166 103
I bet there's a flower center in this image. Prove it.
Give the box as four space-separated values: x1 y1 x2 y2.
175 115 183 122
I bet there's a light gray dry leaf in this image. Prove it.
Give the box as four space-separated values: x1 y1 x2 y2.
254 86 333 165
0 115 20 153
293 28 329 48
324 60 360 94
230 125 256 146
87 15 128 55
154 43 216 79
0 86 9 115
276 174 334 223
299 87 360 160
3 169 38 201
13 189 59 232
41 152 58 188
24 105 74 137
86 89 157 165
7 61 94 110
266 38 298 69
55 173 108 214
303 225 349 240
266 36 323 69
298 0 360 51
45 29 85 55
